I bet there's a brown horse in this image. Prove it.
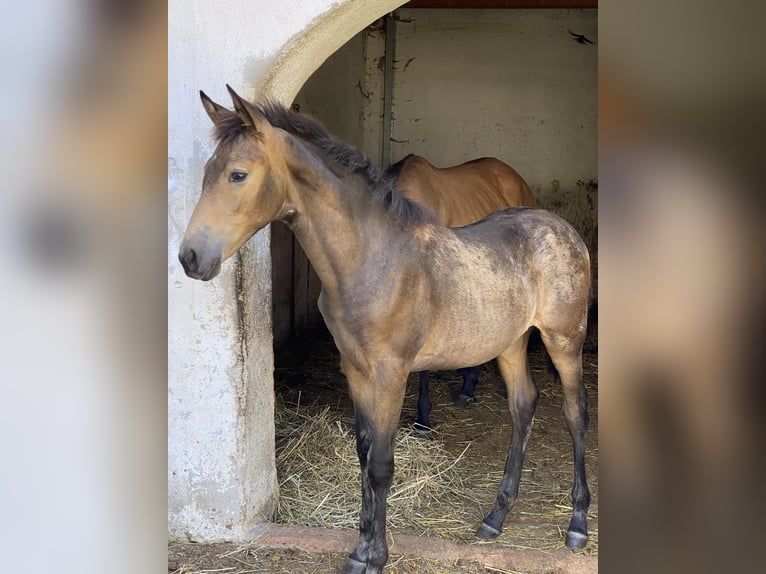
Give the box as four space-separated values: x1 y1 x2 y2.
390 154 536 227
387 154 536 431
179 86 591 574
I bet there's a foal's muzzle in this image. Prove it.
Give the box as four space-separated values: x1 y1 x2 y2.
178 241 222 281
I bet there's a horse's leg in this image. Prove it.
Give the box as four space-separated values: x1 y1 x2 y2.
477 331 537 539
455 366 480 407
414 371 433 433
541 330 590 550
342 356 407 574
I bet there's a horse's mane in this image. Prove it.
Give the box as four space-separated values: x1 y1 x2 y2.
213 100 435 228
383 154 415 179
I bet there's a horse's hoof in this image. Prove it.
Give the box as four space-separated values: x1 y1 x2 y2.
476 521 501 540
344 557 367 574
412 423 434 440
565 529 588 550
454 394 476 409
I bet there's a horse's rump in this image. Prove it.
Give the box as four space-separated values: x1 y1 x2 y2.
411 208 589 371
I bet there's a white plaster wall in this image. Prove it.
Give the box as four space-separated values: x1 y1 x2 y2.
392 9 597 190
294 31 368 149
168 0 286 539
169 0 406 542
393 9 597 250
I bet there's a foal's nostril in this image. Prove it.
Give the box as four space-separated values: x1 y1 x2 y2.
179 247 198 273
179 244 221 280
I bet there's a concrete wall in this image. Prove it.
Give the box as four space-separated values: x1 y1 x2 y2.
168 0 281 541
169 0 406 542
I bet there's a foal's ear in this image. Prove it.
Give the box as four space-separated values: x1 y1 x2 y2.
199 90 229 125
226 84 270 134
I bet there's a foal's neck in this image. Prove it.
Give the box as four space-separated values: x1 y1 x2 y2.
285 168 407 295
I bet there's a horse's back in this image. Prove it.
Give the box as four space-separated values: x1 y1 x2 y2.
392 155 535 227
464 157 536 209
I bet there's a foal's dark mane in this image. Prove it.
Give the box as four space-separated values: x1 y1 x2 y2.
213 101 435 228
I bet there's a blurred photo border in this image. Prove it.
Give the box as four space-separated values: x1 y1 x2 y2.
0 1 763 572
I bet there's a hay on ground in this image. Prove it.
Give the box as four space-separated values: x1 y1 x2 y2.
274 399 483 538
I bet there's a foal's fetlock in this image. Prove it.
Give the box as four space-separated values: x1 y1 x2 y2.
344 556 367 574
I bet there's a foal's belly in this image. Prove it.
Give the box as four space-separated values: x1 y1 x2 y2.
412 334 519 372
411 304 531 371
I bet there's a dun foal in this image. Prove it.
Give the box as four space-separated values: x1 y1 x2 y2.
179 87 591 574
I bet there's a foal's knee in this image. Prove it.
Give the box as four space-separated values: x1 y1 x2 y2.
368 443 395 490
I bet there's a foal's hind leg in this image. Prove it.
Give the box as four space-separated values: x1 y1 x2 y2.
477 330 537 539
540 329 590 550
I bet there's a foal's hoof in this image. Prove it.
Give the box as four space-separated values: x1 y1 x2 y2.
344 557 367 574
454 394 476 409
476 521 502 540
412 422 434 440
565 529 588 550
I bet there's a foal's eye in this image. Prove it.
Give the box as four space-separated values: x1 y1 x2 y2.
229 171 248 183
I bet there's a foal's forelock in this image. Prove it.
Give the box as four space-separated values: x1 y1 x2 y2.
211 109 263 146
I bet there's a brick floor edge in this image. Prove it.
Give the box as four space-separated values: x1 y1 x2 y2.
250 524 597 573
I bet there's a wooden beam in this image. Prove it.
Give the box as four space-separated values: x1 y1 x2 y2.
382 13 396 169
403 0 598 8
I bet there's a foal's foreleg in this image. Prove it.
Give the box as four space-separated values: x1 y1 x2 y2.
342 357 407 574
478 334 537 539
